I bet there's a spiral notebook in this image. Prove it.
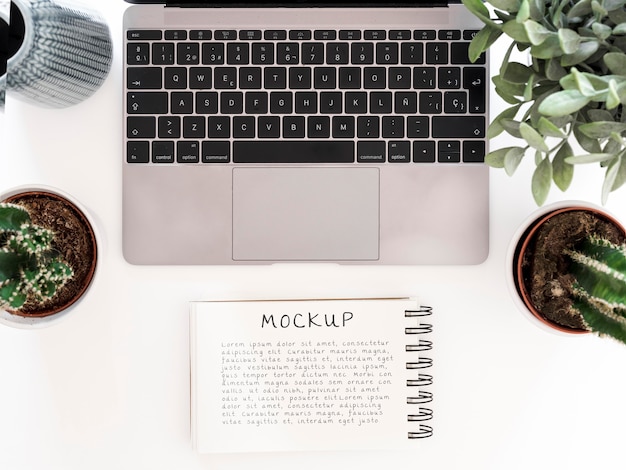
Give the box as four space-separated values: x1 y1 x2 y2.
189 298 434 453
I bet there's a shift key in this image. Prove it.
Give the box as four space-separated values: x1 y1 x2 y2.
432 116 485 138
127 92 168 114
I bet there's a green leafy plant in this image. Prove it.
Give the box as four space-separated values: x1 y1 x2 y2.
568 236 626 343
463 0 626 204
0 203 73 310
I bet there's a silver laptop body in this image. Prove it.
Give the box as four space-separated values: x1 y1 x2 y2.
123 0 489 265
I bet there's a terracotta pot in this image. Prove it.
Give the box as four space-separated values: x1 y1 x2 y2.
0 186 99 328
506 201 626 335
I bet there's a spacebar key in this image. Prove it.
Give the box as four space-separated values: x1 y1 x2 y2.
233 141 355 163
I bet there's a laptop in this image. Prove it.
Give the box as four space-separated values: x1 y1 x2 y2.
122 0 489 265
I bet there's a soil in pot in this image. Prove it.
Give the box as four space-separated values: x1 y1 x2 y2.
520 209 626 331
3 191 97 317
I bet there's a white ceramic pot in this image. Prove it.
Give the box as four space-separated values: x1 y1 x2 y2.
506 200 626 336
0 185 99 328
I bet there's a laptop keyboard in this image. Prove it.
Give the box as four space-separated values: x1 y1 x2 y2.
125 28 486 164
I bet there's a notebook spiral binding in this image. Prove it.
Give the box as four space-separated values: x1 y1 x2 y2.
405 305 434 440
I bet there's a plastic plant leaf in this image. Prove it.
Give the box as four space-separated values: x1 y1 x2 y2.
532 156 553 205
552 142 575 191
504 146 527 175
520 121 549 152
538 89 591 116
558 28 581 54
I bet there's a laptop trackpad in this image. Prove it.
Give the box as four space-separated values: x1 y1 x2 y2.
232 167 379 261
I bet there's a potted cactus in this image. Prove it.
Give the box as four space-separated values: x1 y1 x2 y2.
509 202 626 342
568 236 626 342
0 187 98 327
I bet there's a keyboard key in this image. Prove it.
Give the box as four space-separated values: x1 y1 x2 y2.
444 91 467 113
389 30 412 40
127 43 149 65
439 67 461 89
202 141 231 163
463 141 485 162
189 67 212 89
190 30 212 40
413 141 435 162
315 30 336 40
451 42 486 64
295 92 317 114
265 30 287 40
208 116 230 138
302 43 325 64
357 141 385 162
407 117 429 138
202 43 224 64
283 116 306 138
252 43 275 64
425 43 448 64
401 43 423 64
345 92 367 114
196 92 218 114
177 141 200 163
364 67 386 89
290 30 312 40
233 116 255 138
264 67 287 89
320 92 342 114
339 30 361 40
127 141 150 163
165 67 187 89
152 43 174 65
370 92 392 114
214 67 237 89
308 116 331 138
327 43 349 64
351 43 374 64
215 30 237 40
258 116 281 138
165 30 186 40
227 43 249 64
419 92 442 114
332 116 355 138
289 67 312 89
239 67 262 89
127 116 156 138
432 116 485 138
240 30 262 40
376 43 398 64
270 92 293 114
128 30 162 41
395 92 418 114
245 92 268 114
463 67 486 113
414 30 436 40
339 67 361 89
158 116 180 138
388 141 411 162
277 43 299 64
127 67 162 89
314 67 336 89
382 116 404 138
183 116 206 138
221 92 244 114
413 67 436 89
364 30 386 40
177 43 200 64
438 141 461 162
389 67 411 89
171 92 194 114
439 30 461 40
127 92 168 114
357 116 380 138
152 141 175 163
233 141 354 163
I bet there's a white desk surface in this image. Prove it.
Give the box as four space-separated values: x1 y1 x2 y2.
2 2 626 469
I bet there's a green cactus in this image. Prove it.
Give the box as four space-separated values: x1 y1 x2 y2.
0 203 74 310
568 236 626 344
